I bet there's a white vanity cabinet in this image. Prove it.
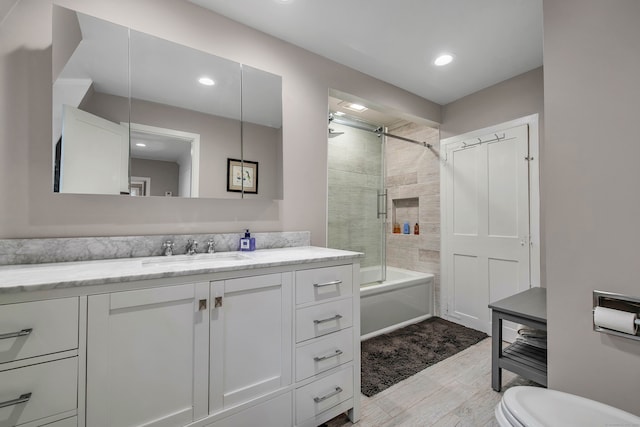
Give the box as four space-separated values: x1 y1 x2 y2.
86 282 210 427
1 247 361 427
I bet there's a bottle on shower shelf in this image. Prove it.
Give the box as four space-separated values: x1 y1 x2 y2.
393 223 401 233
403 221 410 234
414 223 419 235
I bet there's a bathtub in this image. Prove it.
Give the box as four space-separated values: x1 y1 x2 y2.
360 266 434 340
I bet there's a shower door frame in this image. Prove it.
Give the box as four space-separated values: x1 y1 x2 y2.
326 116 388 284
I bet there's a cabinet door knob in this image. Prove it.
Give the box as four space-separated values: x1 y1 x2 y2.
198 299 207 311
214 297 223 308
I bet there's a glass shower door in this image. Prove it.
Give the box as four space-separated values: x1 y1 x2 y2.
327 118 386 284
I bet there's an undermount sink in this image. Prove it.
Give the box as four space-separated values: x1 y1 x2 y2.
142 252 249 267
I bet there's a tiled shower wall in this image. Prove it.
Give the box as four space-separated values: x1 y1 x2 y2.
327 122 382 269
385 122 442 315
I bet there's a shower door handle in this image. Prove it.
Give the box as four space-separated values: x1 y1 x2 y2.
377 190 387 219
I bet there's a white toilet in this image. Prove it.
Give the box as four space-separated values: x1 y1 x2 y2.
495 386 640 427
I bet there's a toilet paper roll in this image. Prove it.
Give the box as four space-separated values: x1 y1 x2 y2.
593 306 639 335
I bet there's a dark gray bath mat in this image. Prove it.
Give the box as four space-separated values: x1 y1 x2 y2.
361 317 488 397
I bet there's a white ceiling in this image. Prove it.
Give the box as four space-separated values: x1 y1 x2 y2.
189 0 543 105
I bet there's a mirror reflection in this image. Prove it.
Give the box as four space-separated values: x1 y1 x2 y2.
52 6 283 199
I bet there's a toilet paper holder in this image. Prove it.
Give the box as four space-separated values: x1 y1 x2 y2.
593 290 640 342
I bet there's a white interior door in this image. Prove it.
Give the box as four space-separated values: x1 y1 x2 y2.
442 124 530 335
60 104 129 194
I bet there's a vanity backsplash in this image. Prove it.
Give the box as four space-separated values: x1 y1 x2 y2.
0 231 310 266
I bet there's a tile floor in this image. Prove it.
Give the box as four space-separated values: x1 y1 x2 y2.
326 338 538 427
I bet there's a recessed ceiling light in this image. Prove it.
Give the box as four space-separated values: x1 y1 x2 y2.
198 77 215 86
135 143 146 147
344 103 367 112
434 54 454 66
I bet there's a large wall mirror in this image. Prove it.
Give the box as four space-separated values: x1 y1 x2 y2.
52 6 283 200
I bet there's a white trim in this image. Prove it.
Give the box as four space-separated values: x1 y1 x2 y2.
439 114 541 319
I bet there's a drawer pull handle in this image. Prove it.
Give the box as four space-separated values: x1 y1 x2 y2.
314 314 342 325
0 328 33 340
313 280 342 288
313 349 343 362
313 387 343 403
0 393 32 409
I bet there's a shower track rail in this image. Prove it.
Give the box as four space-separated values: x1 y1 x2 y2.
330 116 432 148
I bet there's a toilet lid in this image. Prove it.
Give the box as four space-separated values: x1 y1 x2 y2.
503 386 640 427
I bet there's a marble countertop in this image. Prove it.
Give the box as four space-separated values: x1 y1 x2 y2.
0 246 363 294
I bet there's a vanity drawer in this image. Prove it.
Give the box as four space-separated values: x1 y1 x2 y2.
296 298 353 343
0 298 79 364
295 366 353 425
296 328 354 381
296 265 353 305
0 357 77 426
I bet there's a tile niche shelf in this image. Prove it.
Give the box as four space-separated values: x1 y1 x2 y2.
391 197 419 234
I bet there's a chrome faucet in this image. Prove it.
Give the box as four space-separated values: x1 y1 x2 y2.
186 239 198 255
162 240 175 256
206 238 215 254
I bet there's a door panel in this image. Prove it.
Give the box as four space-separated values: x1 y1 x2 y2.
452 147 479 236
452 254 485 328
488 258 520 303
487 140 519 237
488 258 523 340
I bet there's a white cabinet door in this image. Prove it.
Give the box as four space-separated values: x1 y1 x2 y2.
210 273 292 414
86 283 209 427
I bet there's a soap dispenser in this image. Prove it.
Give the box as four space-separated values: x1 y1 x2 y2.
239 229 256 251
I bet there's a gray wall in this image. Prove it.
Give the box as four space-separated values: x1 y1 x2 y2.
130 158 178 197
543 0 640 415
440 67 543 140
0 0 440 242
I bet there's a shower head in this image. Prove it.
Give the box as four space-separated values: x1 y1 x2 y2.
328 128 344 138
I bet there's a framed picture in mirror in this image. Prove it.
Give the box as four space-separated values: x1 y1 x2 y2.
227 158 258 194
